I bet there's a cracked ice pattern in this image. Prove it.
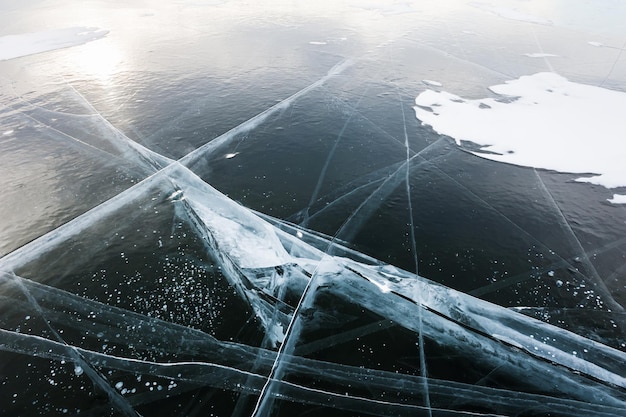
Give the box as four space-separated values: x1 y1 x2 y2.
1 1 625 416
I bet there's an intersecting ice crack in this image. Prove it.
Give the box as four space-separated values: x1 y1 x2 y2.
1 48 626 417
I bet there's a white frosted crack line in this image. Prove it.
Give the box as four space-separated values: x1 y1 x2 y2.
7 272 279 361
414 155 609 300
59 78 173 168
530 26 554 73
0 327 268 390
399 100 419 278
5 273 625 414
301 86 370 227
600 39 626 88
1 60 351 268
0 329 523 417
399 95 431 415
298 149 455 226
10 108 140 167
319 83 413 152
533 169 624 312
604 259 626 289
251 102 428 416
335 160 408 241
332 138 446 244
3 329 622 417
179 58 353 167
249 257 329 417
389 26 431 408
275 378 505 417
0 163 178 271
299 173 387 224
113 89 138 112
7 272 142 417
404 36 516 79
6 75 172 171
470 363 507 389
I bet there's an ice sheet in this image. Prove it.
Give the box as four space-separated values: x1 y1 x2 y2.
1 2 625 415
0 27 108 61
414 72 626 202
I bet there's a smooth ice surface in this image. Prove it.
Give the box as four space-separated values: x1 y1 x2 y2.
415 72 626 200
0 27 108 61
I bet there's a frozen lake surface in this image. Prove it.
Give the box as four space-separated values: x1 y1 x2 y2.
1 1 625 416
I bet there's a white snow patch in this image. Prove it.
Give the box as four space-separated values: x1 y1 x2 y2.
0 27 108 61
309 41 327 45
588 41 604 47
422 79 443 87
414 72 626 197
523 53 559 58
469 2 553 25
608 194 626 204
